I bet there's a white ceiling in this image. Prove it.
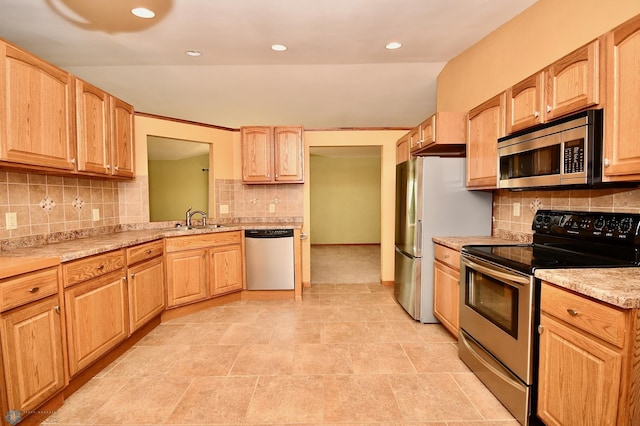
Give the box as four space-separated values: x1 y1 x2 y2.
0 0 537 129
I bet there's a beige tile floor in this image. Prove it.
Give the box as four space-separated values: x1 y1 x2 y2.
311 245 381 284
43 284 517 425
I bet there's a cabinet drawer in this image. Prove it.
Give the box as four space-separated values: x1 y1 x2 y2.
541 282 627 348
165 231 242 252
63 250 126 288
127 240 164 266
434 244 460 270
0 267 59 312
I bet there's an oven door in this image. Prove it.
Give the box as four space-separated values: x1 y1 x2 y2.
459 254 535 384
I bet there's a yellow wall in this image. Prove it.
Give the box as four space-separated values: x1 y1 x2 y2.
310 154 381 244
148 154 209 221
437 0 640 112
303 130 406 285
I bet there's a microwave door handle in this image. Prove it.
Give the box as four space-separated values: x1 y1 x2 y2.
461 257 529 286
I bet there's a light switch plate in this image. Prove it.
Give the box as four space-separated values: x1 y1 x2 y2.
92 208 100 221
513 202 521 217
220 204 229 214
5 212 17 230
269 203 276 213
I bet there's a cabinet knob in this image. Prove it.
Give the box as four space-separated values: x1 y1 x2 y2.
567 308 579 316
534 111 540 118
146 249 152 255
114 166 119 171
97 265 105 271
29 287 40 293
70 158 76 165
130 273 136 279
537 324 544 334
54 305 60 314
106 164 111 169
604 158 611 168
546 105 552 113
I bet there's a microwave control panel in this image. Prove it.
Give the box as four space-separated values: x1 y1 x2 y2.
563 139 584 174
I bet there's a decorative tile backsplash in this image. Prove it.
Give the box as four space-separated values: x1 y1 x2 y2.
493 186 640 239
214 179 303 220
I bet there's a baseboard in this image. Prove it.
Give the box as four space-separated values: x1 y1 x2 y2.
381 280 394 287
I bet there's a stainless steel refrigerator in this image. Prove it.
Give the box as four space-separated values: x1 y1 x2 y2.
394 156 493 322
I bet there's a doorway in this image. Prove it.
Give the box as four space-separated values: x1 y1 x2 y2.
309 146 382 284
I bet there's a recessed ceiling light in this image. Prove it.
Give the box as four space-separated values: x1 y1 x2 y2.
185 50 203 57
271 44 288 52
131 7 156 19
385 42 402 50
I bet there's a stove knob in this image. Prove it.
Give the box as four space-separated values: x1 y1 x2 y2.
594 217 606 231
619 217 634 234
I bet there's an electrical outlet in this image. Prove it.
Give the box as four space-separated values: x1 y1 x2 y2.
220 204 229 214
5 212 17 230
92 208 100 221
269 203 276 213
513 202 521 217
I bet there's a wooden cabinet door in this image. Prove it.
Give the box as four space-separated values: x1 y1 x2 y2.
546 39 601 121
166 249 208 307
433 261 459 337
0 42 76 170
65 271 128 376
506 72 545 134
537 313 622 426
209 244 243 296
396 133 410 164
110 96 135 178
408 126 421 152
466 93 505 189
274 126 303 182
241 126 273 183
76 79 110 175
603 15 640 181
128 256 164 333
419 115 436 146
0 296 64 413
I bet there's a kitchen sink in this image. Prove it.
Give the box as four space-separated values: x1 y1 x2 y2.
164 224 224 231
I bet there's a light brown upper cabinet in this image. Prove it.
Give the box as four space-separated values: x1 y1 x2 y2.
396 133 410 164
241 126 304 184
466 93 505 189
506 72 545 134
603 14 640 181
0 41 76 171
413 112 466 156
76 79 135 178
506 39 602 134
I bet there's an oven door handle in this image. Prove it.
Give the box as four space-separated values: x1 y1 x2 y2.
461 256 530 287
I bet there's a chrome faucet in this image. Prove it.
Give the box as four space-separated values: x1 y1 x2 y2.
185 207 207 227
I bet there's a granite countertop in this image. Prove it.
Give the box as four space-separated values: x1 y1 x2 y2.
0 223 302 264
432 236 517 251
535 268 640 309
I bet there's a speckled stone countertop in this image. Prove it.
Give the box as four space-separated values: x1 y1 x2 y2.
535 268 640 309
0 223 302 264
432 236 518 251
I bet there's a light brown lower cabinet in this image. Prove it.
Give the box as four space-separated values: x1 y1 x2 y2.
433 243 461 337
537 282 639 426
128 255 164 333
165 231 244 308
64 269 128 377
1 295 65 414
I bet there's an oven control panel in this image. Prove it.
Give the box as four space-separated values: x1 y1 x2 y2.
532 210 640 243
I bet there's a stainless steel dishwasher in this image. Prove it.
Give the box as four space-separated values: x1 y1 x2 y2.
245 229 295 290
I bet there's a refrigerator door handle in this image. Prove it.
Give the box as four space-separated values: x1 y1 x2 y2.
416 219 422 254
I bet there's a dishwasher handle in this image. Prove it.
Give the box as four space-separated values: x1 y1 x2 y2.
245 229 294 238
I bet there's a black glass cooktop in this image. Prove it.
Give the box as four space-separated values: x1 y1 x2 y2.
462 243 638 275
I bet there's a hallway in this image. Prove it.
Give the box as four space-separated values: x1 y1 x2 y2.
310 244 381 284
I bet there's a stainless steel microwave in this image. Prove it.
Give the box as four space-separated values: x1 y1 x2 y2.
498 109 603 189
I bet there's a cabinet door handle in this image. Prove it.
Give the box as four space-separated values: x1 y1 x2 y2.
114 166 119 171
70 158 76 165
538 324 544 334
534 111 540 118
604 158 611 168
130 273 136 279
567 309 579 316
546 105 552 113
146 249 152 255
106 164 111 169
97 265 105 271
54 305 60 314
29 287 40 293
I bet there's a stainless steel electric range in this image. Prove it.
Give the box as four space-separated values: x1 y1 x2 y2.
458 209 640 425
